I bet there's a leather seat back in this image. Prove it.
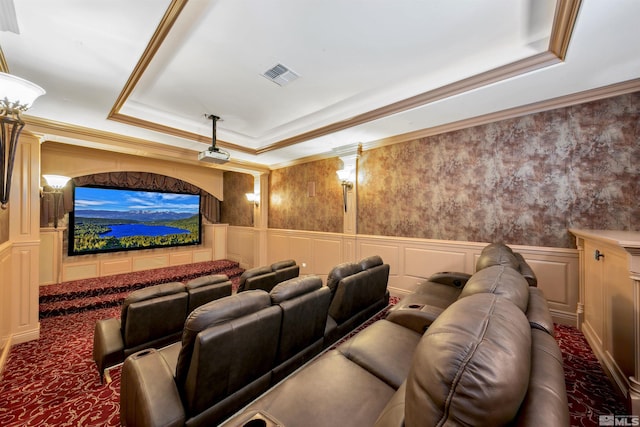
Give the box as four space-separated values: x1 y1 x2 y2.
270 275 331 366
475 242 521 272
405 293 531 426
328 257 389 323
175 290 281 418
184 274 232 313
237 265 278 292
120 282 188 351
326 262 363 303
458 264 530 312
476 243 538 286
271 259 300 284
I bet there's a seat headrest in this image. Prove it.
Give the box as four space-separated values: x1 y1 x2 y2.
184 274 229 289
326 262 363 294
176 290 271 385
475 243 519 272
459 265 529 312
239 265 272 286
121 281 186 326
270 275 322 304
271 259 297 271
359 255 383 270
406 293 531 426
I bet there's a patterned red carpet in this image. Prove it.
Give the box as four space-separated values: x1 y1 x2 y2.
0 293 629 426
39 260 244 318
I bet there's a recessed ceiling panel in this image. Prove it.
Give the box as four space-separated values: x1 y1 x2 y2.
122 0 554 149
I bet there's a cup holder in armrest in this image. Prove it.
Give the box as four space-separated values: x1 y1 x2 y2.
405 303 425 310
237 411 283 427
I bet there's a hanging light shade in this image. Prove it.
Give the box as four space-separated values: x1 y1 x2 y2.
43 174 71 190
0 72 45 209
0 72 45 113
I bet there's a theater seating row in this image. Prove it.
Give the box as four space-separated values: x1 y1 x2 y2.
92 274 233 381
236 259 300 293
120 255 391 427
222 243 569 427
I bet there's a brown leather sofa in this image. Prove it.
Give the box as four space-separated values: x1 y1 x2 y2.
120 275 332 427
222 248 568 427
385 242 539 332
92 275 232 381
323 255 390 346
236 259 300 293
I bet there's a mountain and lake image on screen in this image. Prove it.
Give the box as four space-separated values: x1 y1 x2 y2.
68 186 202 256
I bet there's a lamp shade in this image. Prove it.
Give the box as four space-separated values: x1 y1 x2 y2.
43 174 71 190
336 169 351 182
0 72 46 110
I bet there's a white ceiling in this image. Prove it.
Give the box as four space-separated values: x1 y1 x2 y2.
1 0 639 172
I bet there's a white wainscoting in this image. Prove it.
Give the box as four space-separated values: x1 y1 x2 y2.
236 228 580 326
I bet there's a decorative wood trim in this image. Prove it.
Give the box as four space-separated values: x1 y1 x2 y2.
0 46 9 73
25 116 270 174
106 0 580 156
108 0 188 117
549 0 582 59
0 335 12 380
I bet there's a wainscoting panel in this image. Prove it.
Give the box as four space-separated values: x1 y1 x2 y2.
53 225 227 283
312 237 344 278
0 243 12 351
261 229 579 325
101 258 133 277
63 261 99 282
132 254 169 271
169 252 193 266
193 249 213 263
403 247 467 280
227 226 256 269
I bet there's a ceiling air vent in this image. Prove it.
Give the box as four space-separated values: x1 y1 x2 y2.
262 63 300 86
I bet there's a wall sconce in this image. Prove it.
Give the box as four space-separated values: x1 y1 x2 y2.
0 72 46 209
43 174 71 228
336 169 354 212
245 192 259 206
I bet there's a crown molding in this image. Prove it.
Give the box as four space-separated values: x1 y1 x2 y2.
107 0 581 156
272 78 640 170
24 115 269 174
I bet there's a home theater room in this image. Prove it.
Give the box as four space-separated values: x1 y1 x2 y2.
0 0 639 426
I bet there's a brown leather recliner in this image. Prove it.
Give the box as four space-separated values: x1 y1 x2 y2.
222 270 568 427
92 282 188 381
269 275 331 383
120 290 283 427
184 274 232 314
387 242 537 331
324 255 390 346
93 275 232 381
236 259 300 293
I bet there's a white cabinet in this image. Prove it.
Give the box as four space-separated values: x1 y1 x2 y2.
571 229 640 414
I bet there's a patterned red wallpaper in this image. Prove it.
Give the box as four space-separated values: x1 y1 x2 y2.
221 171 254 227
268 157 344 233
229 92 639 249
358 92 639 248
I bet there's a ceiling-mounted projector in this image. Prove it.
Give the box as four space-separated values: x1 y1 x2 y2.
198 147 230 164
199 114 230 164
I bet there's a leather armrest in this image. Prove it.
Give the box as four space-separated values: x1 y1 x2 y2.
427 272 472 288
385 304 444 333
526 287 555 337
120 349 185 427
514 252 538 286
374 382 406 427
92 318 124 381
